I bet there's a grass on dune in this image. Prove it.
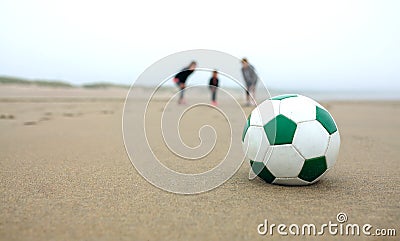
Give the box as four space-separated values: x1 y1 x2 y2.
0 76 73 88
0 76 129 89
82 82 130 89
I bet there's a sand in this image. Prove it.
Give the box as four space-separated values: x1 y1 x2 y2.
0 86 399 241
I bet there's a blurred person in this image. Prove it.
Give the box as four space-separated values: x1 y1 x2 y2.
241 58 258 106
173 61 197 104
209 70 219 106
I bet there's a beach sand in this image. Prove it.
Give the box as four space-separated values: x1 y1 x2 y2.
0 86 399 240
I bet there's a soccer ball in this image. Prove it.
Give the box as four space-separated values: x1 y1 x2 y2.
242 94 340 185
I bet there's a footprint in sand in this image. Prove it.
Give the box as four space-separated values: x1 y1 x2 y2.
63 112 82 117
0 114 15 119
101 110 114 115
23 121 37 125
39 116 52 122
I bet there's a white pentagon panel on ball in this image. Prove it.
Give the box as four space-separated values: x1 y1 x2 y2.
279 95 317 123
242 126 270 162
293 120 329 159
265 145 305 178
273 177 310 186
299 94 324 109
325 131 341 169
249 99 280 126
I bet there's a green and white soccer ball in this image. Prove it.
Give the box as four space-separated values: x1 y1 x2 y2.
242 94 340 185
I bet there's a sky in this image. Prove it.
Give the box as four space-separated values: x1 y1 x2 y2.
0 0 399 91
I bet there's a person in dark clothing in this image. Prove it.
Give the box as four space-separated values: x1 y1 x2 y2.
208 70 219 106
173 61 197 104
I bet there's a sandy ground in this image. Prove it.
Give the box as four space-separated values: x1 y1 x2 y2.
0 86 399 241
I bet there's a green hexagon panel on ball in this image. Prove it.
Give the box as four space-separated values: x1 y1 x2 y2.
242 94 340 186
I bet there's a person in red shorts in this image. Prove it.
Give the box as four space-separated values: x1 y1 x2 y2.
209 70 219 106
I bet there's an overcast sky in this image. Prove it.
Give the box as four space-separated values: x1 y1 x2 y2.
0 0 399 91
